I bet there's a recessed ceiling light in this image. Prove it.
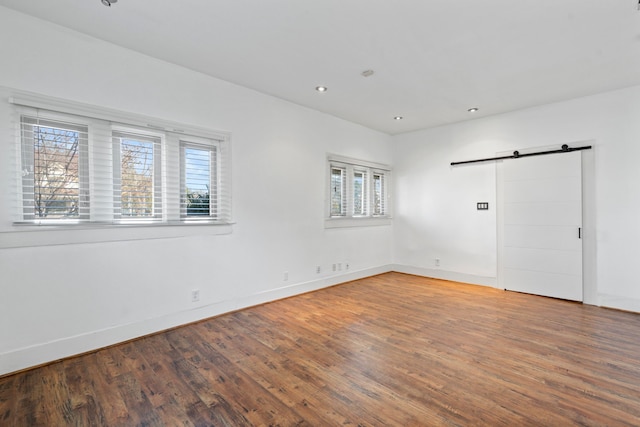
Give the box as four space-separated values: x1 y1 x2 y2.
315 86 328 92
394 116 403 120
467 107 479 113
101 0 117 6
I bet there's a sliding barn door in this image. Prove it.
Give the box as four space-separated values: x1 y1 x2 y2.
501 151 583 301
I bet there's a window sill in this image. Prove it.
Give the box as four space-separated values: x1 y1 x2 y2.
0 222 234 249
324 217 392 229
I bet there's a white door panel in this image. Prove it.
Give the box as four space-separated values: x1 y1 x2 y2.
503 247 582 276
503 269 583 301
504 177 581 203
504 225 581 251
501 151 583 301
504 153 581 180
504 202 581 226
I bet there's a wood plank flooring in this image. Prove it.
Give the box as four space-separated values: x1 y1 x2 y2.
2 272 640 426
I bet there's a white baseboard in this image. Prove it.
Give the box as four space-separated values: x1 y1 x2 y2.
391 264 498 288
598 294 640 314
0 265 392 377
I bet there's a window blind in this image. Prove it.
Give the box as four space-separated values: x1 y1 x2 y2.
353 168 368 216
19 113 89 223
330 166 346 217
180 141 216 219
372 172 385 216
113 131 162 221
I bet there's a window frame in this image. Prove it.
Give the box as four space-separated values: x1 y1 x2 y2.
326 154 391 228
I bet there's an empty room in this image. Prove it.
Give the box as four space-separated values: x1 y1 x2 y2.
1 1 640 425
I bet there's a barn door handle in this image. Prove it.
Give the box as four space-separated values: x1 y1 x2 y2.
578 227 582 239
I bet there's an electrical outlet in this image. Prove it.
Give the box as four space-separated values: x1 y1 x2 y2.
332 263 337 272
337 263 342 271
316 265 321 274
191 289 200 303
435 258 440 267
284 271 289 281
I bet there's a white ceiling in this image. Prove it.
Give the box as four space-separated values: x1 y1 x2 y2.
2 0 640 134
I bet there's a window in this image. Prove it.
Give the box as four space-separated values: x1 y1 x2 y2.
330 166 346 217
20 116 89 221
113 131 162 220
181 141 218 220
372 172 385 215
11 92 231 229
327 155 391 226
353 168 368 216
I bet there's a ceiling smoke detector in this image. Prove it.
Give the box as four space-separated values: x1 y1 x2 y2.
101 0 117 6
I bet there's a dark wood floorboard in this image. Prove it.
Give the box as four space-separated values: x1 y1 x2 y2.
2 272 640 426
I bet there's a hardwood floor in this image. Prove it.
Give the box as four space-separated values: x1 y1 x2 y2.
2 272 640 426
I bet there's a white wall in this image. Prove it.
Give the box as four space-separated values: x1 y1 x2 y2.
392 84 640 312
0 8 394 375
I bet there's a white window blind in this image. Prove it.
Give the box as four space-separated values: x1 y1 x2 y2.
113 131 162 221
330 166 346 217
180 140 218 220
20 114 89 223
9 92 232 227
372 171 385 216
353 168 368 216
